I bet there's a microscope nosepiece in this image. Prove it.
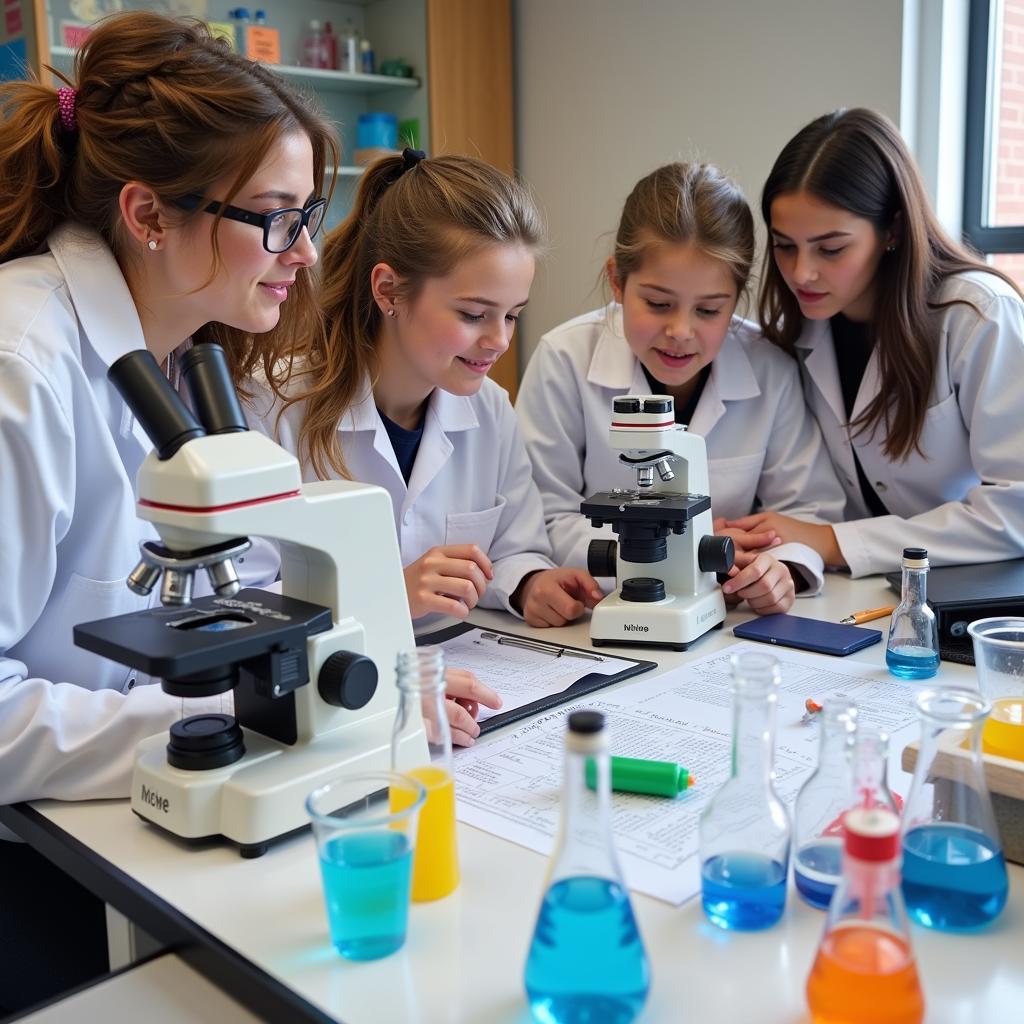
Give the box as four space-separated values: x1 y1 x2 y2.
206 558 242 598
160 567 194 606
655 458 675 482
637 466 655 488
127 559 162 596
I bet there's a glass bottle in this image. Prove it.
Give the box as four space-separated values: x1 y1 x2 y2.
852 723 900 816
793 698 858 909
390 647 459 901
524 711 649 1024
806 807 924 1024
901 687 1009 930
699 651 790 929
886 547 939 679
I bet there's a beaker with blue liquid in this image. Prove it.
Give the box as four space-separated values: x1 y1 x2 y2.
524 711 650 1024
699 651 790 929
901 688 1009 931
886 547 939 680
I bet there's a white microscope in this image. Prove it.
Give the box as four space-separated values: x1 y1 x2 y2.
582 395 734 651
75 344 426 857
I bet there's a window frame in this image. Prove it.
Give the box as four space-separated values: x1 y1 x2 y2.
964 0 1024 253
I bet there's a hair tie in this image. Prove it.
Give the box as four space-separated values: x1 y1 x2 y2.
56 87 78 133
402 147 426 170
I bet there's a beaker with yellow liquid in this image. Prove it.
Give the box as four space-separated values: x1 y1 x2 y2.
968 617 1024 761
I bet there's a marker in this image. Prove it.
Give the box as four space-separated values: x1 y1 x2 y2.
840 605 896 625
585 755 694 798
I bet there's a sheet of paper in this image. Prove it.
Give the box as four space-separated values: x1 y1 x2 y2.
436 627 638 721
454 641 922 906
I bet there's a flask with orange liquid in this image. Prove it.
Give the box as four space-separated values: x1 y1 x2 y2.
390 647 459 901
806 807 924 1024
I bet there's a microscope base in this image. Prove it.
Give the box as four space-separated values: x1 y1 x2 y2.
590 588 727 651
130 716 427 855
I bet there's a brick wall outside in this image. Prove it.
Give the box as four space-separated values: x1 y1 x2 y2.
990 0 1024 283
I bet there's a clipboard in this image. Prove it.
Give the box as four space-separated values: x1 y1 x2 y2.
417 621 657 734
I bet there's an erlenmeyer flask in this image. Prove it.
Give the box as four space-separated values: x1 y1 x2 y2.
901 688 1009 930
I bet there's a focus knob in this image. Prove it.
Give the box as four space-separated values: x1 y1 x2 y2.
698 534 735 575
318 652 378 710
588 539 618 578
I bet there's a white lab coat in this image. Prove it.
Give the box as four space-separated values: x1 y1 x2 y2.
795 270 1024 577
0 224 230 812
516 305 848 593
249 374 555 618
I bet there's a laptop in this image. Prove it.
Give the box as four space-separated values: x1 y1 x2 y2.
885 559 1024 665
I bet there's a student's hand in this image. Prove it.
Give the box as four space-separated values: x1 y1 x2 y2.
713 516 782 557
443 667 503 747
404 545 494 620
721 550 796 614
513 568 604 627
724 512 847 568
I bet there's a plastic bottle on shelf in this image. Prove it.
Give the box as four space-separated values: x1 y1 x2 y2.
342 18 360 74
360 37 375 75
299 20 330 70
323 22 338 71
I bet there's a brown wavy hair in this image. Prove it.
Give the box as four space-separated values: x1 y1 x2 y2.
0 10 339 387
612 161 755 299
284 152 543 479
758 107 1021 460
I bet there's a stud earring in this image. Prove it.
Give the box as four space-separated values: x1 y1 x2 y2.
886 244 896 253
148 239 159 251
387 308 396 318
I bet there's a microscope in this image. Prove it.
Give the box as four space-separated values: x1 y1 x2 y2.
74 344 426 857
582 395 734 651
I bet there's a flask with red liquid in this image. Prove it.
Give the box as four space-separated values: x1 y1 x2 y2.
806 807 924 1024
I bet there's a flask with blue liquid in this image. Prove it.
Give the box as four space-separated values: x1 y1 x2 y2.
793 698 857 908
901 687 1009 931
524 711 650 1024
886 547 939 679
699 651 790 929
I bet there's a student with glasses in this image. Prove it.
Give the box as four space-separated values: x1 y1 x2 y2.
0 12 337 1012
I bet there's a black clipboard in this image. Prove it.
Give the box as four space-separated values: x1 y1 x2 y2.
417 621 657 734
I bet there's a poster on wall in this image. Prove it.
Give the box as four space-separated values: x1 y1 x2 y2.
1 0 32 79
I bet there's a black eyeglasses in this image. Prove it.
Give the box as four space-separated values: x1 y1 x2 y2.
173 194 327 253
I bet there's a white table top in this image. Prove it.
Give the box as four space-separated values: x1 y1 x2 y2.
18 576 1024 1023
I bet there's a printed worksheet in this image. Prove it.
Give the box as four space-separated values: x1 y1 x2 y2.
454 641 922 905
437 627 638 721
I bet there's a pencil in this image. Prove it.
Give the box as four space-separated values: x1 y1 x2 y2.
839 605 896 625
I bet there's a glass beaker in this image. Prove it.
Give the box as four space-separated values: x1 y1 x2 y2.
901 688 1009 930
306 771 425 961
699 651 790 929
391 646 460 901
886 547 939 680
968 616 1024 761
806 808 924 1024
524 711 649 1024
793 698 858 909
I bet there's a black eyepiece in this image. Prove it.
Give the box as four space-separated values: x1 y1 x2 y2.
108 350 205 459
179 343 249 435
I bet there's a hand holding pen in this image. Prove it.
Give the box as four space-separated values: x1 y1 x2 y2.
839 605 895 625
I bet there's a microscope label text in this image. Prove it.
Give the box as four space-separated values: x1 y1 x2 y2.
140 785 170 814
623 624 649 633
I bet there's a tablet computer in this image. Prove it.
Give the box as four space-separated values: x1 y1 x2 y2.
732 613 883 657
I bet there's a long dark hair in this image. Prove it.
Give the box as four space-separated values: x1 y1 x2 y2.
758 107 1020 460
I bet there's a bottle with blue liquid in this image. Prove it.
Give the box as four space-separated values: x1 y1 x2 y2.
886 547 939 680
793 698 857 908
901 687 1009 931
699 651 790 930
524 711 650 1024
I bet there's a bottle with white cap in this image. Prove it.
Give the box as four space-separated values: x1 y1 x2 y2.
885 547 939 679
806 807 924 1024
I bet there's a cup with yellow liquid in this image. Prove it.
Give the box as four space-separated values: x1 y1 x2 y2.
968 617 1024 761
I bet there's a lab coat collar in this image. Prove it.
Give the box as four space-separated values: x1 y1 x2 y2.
794 317 847 426
47 223 148 371
343 378 480 434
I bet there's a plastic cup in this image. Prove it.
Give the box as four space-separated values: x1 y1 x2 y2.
306 771 426 961
968 617 1024 761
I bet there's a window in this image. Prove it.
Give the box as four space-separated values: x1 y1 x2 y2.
964 0 1024 284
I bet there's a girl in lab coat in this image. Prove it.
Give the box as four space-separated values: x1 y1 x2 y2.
0 12 336 1010
727 108 1024 576
516 162 847 613
254 151 603 739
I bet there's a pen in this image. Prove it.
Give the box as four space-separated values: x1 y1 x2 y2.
585 755 694 797
839 605 896 625
478 631 605 662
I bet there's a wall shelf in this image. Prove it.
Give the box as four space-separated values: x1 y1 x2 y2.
48 46 419 94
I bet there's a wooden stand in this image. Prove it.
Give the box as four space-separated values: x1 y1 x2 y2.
902 732 1024 865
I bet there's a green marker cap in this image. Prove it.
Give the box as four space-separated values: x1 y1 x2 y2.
585 755 693 798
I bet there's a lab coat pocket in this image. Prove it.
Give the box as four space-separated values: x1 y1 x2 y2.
916 391 973 497
49 573 146 692
444 497 507 553
708 451 766 520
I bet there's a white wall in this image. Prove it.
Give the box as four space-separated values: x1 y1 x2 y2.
513 0 905 366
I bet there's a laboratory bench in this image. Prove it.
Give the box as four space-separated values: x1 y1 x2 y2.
2 575 1022 1023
